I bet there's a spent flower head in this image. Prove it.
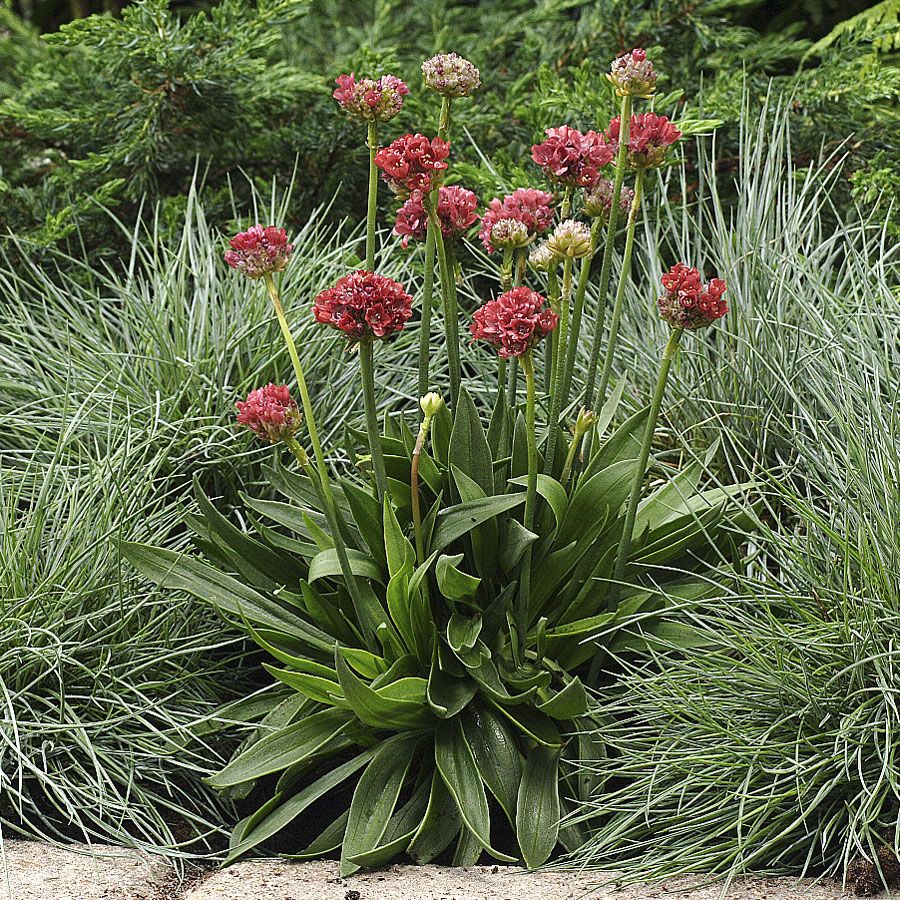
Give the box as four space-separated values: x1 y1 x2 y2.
531 125 613 188
313 270 414 341
547 219 593 259
374 134 451 200
333 73 409 123
236 384 301 444
489 218 531 250
528 241 559 273
393 185 479 248
605 113 681 170
470 287 558 359
479 188 555 253
582 178 635 222
422 53 481 97
224 225 294 279
658 262 728 330
607 48 657 98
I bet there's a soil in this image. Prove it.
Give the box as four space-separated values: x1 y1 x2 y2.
0 840 852 900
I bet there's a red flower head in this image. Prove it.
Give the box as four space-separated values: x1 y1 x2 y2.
236 384 302 444
333 73 409 123
531 125 614 188
479 188 555 254
374 134 451 200
658 263 728 330
470 287 559 359
224 225 294 279
607 48 658 98
605 114 681 170
393 185 480 248
313 270 414 341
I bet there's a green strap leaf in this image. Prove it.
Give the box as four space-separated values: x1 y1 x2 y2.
462 704 522 826
447 612 483 653
536 677 589 720
448 386 494 495
516 746 561 869
281 809 349 860
436 553 482 601
432 494 526 554
341 734 418 875
427 652 477 719
508 473 568 529
309 548 385 584
408 772 462 865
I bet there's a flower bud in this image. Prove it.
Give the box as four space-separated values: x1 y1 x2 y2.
420 392 445 419
488 218 531 250
657 263 728 330
333 73 409 123
547 219 593 259
528 241 559 273
422 53 481 97
224 225 294 279
582 179 635 222
236 384 302 444
607 48 657 99
573 407 598 438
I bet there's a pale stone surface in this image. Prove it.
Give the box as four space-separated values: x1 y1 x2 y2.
185 859 850 900
0 839 169 900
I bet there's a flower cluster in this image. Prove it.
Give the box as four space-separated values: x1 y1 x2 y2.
489 218 530 250
313 270 414 341
374 134 451 199
332 73 409 123
393 185 479 248
470 287 558 358
548 219 593 259
582 178 635 222
531 126 613 188
236 384 301 444
224 225 294 279
479 188 555 253
422 53 481 97
657 263 728 330
605 114 681 170
607 48 657 98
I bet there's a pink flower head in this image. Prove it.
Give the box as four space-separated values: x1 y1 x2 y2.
333 73 409 123
374 134 451 200
605 113 681 170
470 287 558 359
313 270 413 341
422 53 481 97
479 188 555 254
393 185 480 248
224 225 294 279
531 125 614 188
608 48 658 98
582 178 635 222
236 384 302 444
657 263 728 330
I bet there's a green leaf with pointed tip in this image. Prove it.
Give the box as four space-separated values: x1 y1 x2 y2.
383 497 415 579
499 518 538 573
281 810 349 860
339 646 388 679
582 405 648 480
488 699 563 748
427 653 477 718
448 387 494 495
341 734 418 875
516 746 560 868
508 473 568 530
462 705 522 827
447 612 483 653
536 677 588 720
432 494 526 553
342 479 387 569
435 553 481 600
408 772 462 864
309 548 384 585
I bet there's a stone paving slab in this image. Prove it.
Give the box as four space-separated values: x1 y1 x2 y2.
0 841 851 900
185 859 849 900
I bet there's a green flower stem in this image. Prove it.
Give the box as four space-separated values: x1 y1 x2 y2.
516 350 538 650
416 220 438 403
500 248 514 292
429 204 461 410
438 96 451 142
263 274 367 623
595 167 645 409
562 218 602 405
365 121 379 271
560 185 575 219
559 416 596 489
582 93 633 410
411 412 435 566
543 255 574 477
610 327 683 610
544 265 560 394
358 338 388 502
515 249 527 285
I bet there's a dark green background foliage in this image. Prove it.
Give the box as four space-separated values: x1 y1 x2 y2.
0 0 897 258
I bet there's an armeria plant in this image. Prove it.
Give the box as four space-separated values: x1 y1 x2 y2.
126 49 752 872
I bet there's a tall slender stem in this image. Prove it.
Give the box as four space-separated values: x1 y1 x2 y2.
365 122 379 271
411 412 436 565
429 204 461 409
516 351 538 650
562 218 602 404
582 94 633 410
263 274 369 627
610 327 682 610
595 168 645 409
544 266 560 394
438 96 451 142
416 223 438 402
544 256 573 477
358 339 388 502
